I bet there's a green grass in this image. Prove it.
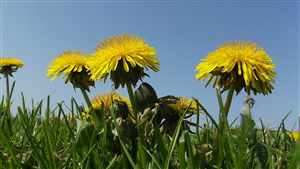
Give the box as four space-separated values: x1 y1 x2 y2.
0 89 299 169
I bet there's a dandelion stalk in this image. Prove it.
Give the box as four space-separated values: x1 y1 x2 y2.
126 82 138 121
216 87 224 112
5 73 10 112
3 73 13 135
80 87 92 109
223 88 235 117
221 88 235 128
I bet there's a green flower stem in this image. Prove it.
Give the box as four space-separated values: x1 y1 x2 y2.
216 88 224 113
215 88 235 166
126 83 138 121
5 73 10 112
216 87 235 128
224 88 235 129
4 73 13 135
80 87 92 109
223 88 235 117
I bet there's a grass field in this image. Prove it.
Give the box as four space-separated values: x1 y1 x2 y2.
0 83 299 169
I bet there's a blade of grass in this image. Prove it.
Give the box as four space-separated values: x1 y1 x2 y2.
110 106 138 169
143 146 162 169
105 155 118 169
163 103 190 169
194 99 219 129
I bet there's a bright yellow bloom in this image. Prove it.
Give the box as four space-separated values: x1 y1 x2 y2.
91 92 131 111
0 57 24 75
0 57 24 68
288 131 299 141
81 92 131 121
88 34 160 88
47 51 94 90
169 97 198 113
195 41 276 95
47 51 88 79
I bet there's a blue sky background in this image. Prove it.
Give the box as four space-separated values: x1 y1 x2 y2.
0 0 299 129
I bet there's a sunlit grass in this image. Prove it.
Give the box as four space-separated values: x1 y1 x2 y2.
0 90 298 169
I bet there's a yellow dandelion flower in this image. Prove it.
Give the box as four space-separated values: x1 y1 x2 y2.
86 92 132 119
168 97 198 113
47 51 94 90
288 131 299 141
88 34 160 88
0 57 24 68
0 57 24 75
47 51 88 79
195 41 276 95
91 92 131 111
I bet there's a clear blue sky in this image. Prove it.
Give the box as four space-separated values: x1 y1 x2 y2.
0 0 299 129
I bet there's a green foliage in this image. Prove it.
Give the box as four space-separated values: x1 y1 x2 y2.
0 88 298 169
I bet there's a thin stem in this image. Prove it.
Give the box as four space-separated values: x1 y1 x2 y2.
80 88 92 109
196 105 200 134
216 87 225 129
223 88 235 116
216 88 224 113
220 88 235 129
215 88 235 167
126 83 137 121
5 74 10 112
4 73 13 135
